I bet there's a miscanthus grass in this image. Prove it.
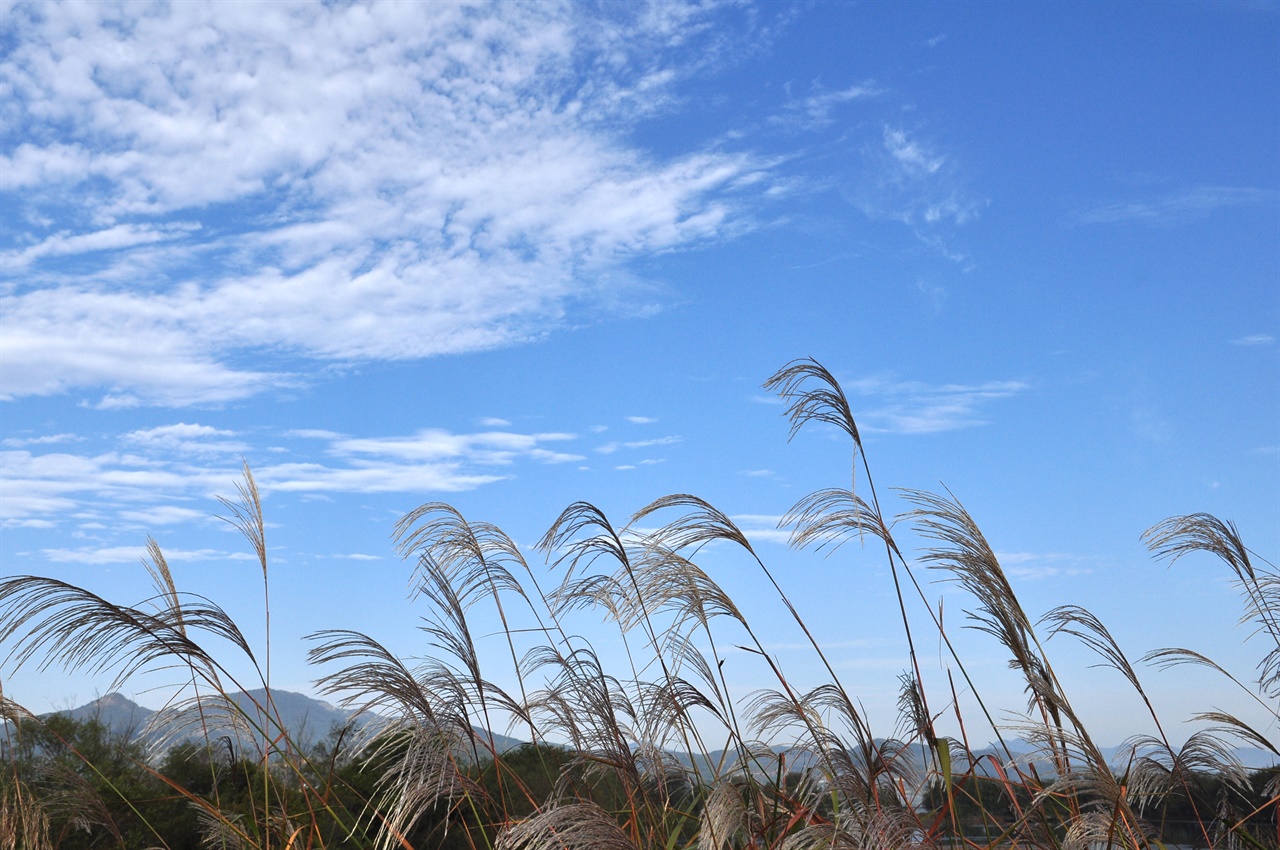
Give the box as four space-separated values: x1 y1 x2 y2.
1 359 1274 850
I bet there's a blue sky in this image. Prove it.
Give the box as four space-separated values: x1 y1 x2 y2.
1 1 1277 748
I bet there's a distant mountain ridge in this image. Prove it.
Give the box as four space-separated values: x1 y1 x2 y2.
45 690 523 756
31 694 1280 772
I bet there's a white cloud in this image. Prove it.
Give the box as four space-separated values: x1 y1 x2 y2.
286 429 345 440
331 429 583 466
1 518 57 530
626 415 657 424
1079 186 1276 226
1232 334 1275 346
842 376 1027 434
0 223 201 272
123 423 248 455
625 435 682 449
730 514 790 545
0 423 587 523
852 127 984 248
41 546 257 565
883 128 945 177
479 417 512 427
777 81 880 129
0 1 768 406
997 551 1096 581
1 433 82 448
595 434 682 454
117 506 209 525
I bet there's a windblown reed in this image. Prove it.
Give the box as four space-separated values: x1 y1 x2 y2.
0 359 1273 849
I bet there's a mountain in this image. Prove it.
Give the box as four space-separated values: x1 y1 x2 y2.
37 690 523 757
28 696 1280 773
60 691 155 737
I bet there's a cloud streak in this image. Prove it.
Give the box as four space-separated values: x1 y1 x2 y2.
1078 186 1276 226
0 423 588 526
843 376 1027 435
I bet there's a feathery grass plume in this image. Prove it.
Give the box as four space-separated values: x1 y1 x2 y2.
0 577 252 695
146 690 259 755
897 672 936 751
784 488 892 555
632 495 756 558
1145 513 1280 698
218 462 267 581
1042 606 1149 708
309 626 483 850
0 776 53 850
143 538 185 640
1141 512 1279 844
539 502 711 784
698 778 755 850
310 630 441 729
1192 711 1280 762
1057 807 1152 850
522 644 638 779
635 494 851 746
396 504 537 620
1015 720 1149 849
31 760 123 847
196 804 249 850
395 505 554 757
1043 604 1224 847
903 490 1067 737
495 801 635 850
1 688 53 850
1142 647 1280 731
1126 729 1248 804
366 723 473 850
764 358 861 448
780 809 928 850
538 504 661 732
765 361 949 761
547 531 740 769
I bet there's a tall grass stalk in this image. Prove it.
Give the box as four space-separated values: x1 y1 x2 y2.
0 358 1274 849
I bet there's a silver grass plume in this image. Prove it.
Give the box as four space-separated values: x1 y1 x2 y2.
781 809 933 850
1144 513 1280 698
698 779 756 850
0 577 251 696
496 801 636 850
904 490 1067 740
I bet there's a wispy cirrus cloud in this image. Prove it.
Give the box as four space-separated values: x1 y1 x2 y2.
996 551 1097 581
123 423 249 455
0 223 202 273
1078 186 1276 226
775 81 881 130
1232 334 1274 346
730 514 791 545
0 423 587 526
843 376 1027 435
1 433 82 448
848 126 985 266
0 1 772 407
41 546 258 565
595 435 682 454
